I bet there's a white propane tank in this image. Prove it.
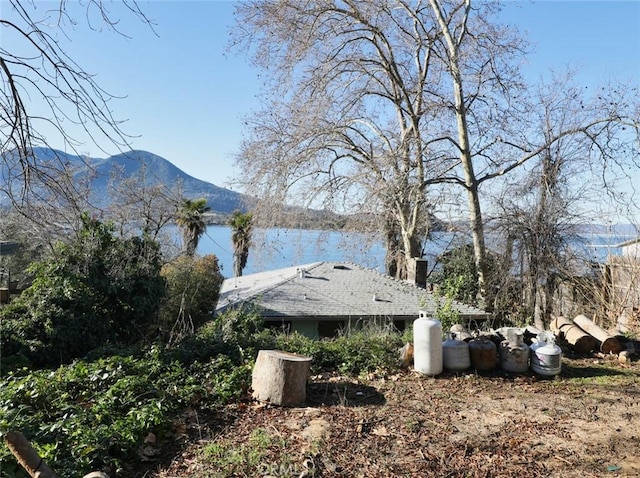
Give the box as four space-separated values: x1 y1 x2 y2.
413 311 443 376
530 332 562 376
443 333 471 371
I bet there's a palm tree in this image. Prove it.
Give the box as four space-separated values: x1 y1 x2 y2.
175 198 210 256
229 211 253 277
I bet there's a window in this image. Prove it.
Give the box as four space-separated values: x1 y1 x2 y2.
317 320 345 338
265 320 292 334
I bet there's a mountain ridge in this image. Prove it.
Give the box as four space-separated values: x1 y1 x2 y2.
3 147 248 214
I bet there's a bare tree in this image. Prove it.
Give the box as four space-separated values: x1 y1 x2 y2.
232 0 639 302
1 0 153 209
426 0 639 308
232 0 454 278
106 164 184 241
491 74 640 328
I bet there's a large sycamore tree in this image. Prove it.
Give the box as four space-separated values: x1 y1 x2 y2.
234 0 639 310
232 0 457 279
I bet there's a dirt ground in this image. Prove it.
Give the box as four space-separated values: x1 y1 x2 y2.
146 353 640 478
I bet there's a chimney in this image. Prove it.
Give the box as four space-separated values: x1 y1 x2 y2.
407 258 427 288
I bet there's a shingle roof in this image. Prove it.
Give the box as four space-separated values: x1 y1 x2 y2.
216 261 489 321
614 237 640 248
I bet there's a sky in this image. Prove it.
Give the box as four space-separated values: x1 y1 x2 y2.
2 0 640 194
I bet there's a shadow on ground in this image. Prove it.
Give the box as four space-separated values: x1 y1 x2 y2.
306 380 386 407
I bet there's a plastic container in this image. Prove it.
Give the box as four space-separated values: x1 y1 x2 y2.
443 334 471 371
530 332 562 376
413 312 443 376
499 332 530 374
468 335 497 371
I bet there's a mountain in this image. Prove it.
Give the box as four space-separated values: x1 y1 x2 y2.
2 147 248 214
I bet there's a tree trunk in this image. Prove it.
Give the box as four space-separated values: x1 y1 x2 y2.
573 315 622 354
252 350 312 406
533 276 547 330
430 0 488 309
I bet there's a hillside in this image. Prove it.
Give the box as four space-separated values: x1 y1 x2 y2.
1 147 248 214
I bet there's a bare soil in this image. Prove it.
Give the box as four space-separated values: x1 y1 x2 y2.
144 354 640 478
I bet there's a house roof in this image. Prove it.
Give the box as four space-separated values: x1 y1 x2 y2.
215 261 489 321
614 237 640 248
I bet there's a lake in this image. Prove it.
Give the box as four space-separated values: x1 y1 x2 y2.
197 226 389 278
195 226 633 279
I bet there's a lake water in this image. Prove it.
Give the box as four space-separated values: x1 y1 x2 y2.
197 226 389 278
195 225 634 279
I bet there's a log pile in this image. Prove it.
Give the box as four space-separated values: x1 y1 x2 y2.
550 314 638 363
550 316 598 353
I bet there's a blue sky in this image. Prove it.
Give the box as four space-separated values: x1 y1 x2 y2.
4 0 640 192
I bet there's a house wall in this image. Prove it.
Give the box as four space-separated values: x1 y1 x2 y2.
291 321 317 339
606 255 640 333
622 242 640 258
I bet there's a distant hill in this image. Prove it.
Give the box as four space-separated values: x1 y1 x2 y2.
1 147 248 214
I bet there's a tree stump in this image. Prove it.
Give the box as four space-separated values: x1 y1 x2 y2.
252 350 312 406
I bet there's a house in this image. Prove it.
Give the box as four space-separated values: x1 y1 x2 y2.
215 261 490 338
606 237 640 333
616 237 640 258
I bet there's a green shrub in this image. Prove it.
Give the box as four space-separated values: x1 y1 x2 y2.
0 345 251 477
0 214 165 368
275 329 404 375
0 305 405 477
159 255 225 345
432 244 480 306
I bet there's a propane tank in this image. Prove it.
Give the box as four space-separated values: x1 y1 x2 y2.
413 311 443 376
468 335 497 371
499 331 530 374
530 332 562 376
442 333 471 371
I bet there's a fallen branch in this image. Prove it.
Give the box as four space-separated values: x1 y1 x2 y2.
4 430 58 478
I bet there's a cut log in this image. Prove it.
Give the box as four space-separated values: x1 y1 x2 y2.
399 343 414 368
252 350 312 407
4 430 59 478
550 315 597 354
573 315 622 355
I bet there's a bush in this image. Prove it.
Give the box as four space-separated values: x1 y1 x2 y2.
0 214 165 368
159 255 225 344
0 305 407 477
275 328 404 375
0 345 251 477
